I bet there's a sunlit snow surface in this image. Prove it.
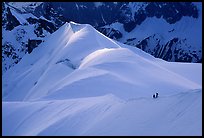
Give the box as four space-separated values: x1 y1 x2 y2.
2 22 202 136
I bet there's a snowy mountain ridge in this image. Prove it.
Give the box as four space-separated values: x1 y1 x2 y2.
2 2 202 74
2 22 202 135
3 22 201 101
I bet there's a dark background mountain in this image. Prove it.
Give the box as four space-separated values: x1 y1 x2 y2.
2 2 202 73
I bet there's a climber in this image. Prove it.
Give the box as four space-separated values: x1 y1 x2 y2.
156 92 159 98
153 92 159 98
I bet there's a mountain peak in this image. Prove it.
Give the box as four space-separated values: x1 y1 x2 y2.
3 21 201 101
2 3 202 135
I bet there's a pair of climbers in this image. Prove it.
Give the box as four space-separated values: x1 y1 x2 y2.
153 92 159 98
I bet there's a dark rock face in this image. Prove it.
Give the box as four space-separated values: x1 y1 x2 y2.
97 27 122 40
123 21 137 33
2 42 22 71
39 2 122 27
2 3 53 73
27 39 43 54
134 10 146 25
56 59 76 69
4 7 21 31
133 35 202 63
35 2 198 31
27 17 57 37
145 2 198 24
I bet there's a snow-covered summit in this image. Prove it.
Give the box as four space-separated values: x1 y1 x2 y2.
3 21 201 101
2 22 202 136
2 2 202 76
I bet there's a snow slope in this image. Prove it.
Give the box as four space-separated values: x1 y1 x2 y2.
2 22 202 136
3 90 201 136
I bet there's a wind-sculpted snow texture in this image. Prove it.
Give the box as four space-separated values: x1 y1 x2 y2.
2 22 202 136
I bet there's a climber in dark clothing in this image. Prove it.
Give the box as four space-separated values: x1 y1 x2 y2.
156 92 159 98
153 92 159 98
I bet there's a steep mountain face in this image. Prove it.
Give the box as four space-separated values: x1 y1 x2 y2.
2 2 202 74
34 2 198 28
2 2 57 73
33 2 201 63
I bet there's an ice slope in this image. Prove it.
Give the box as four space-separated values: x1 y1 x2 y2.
2 90 202 136
2 22 202 136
